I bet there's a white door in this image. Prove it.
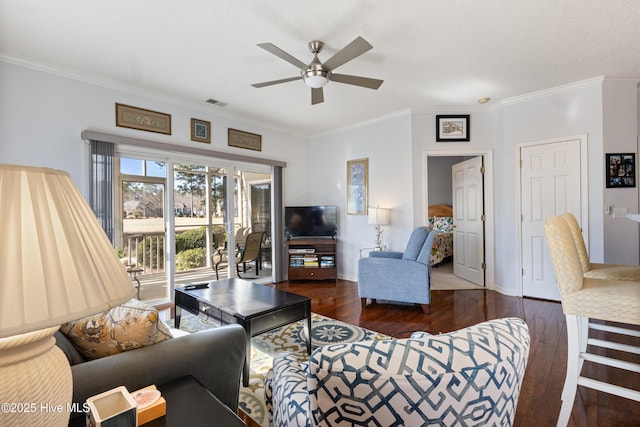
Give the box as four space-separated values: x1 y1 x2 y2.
521 139 581 300
452 156 485 286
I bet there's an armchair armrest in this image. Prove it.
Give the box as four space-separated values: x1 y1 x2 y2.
68 324 245 420
265 352 311 427
369 250 403 259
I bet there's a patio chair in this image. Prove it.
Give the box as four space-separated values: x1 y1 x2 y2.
236 231 265 278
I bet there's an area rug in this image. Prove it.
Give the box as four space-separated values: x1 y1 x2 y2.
431 261 485 290
177 311 391 427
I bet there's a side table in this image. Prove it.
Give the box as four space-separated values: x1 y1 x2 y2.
359 247 382 258
127 267 143 299
69 376 246 427
146 376 246 426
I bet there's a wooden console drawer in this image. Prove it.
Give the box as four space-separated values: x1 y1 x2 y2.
288 267 336 280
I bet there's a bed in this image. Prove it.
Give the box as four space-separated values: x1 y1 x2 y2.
428 204 454 266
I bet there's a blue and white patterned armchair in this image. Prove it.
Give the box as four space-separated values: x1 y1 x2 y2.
265 317 530 427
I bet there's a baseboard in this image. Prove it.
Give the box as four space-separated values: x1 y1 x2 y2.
493 283 519 297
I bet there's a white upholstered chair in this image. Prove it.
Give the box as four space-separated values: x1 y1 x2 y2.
544 215 640 426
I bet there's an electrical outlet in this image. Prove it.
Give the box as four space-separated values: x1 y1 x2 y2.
612 207 628 219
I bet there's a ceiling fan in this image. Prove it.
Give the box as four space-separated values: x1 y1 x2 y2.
251 36 383 105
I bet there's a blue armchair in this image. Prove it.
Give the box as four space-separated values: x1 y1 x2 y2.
357 226 436 313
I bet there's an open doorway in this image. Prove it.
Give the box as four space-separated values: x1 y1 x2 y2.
424 149 495 289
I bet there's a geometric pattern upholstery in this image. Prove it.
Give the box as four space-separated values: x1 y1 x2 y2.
559 212 593 273
560 212 640 281
544 215 640 325
543 215 586 294
265 318 530 427
562 278 640 325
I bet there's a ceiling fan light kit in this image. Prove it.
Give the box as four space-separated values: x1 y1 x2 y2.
303 70 330 88
252 36 383 105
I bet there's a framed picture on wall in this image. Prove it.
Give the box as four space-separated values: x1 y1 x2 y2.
436 115 470 142
606 153 636 188
115 103 171 135
190 118 211 143
346 158 368 215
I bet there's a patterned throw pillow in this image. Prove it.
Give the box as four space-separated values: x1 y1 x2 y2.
60 298 172 360
428 216 454 232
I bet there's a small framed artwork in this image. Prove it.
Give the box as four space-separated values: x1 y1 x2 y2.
115 103 171 135
606 153 636 188
228 128 262 151
190 118 211 143
436 114 470 142
346 158 368 215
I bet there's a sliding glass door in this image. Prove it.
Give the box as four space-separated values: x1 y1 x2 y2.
114 154 274 304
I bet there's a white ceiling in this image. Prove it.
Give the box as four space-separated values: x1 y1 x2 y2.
2 0 640 137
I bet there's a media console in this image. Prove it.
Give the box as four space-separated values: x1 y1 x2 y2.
287 238 337 281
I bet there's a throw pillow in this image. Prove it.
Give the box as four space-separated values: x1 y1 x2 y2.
428 216 454 233
60 298 172 360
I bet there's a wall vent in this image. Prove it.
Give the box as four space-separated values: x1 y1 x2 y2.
206 98 227 107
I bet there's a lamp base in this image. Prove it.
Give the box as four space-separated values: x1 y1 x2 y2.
0 326 72 427
374 225 384 249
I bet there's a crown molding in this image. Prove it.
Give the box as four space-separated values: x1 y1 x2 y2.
500 76 606 106
310 109 412 139
0 55 310 139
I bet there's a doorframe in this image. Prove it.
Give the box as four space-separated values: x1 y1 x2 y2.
515 133 589 297
423 149 495 290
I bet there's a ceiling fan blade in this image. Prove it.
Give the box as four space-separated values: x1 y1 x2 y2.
311 87 324 105
322 36 373 71
331 73 383 90
257 43 308 70
251 76 302 88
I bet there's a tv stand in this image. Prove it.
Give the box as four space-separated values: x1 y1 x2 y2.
287 238 337 281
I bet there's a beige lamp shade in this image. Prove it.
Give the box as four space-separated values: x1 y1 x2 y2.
0 164 135 338
368 207 389 226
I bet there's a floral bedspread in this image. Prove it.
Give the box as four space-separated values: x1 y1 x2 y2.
428 216 454 266
431 232 453 266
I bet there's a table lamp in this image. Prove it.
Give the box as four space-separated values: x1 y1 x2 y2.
368 206 389 249
0 164 135 426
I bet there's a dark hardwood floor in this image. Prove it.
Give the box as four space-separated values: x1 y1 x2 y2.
239 279 640 427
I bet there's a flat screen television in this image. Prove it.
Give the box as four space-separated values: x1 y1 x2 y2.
285 205 337 238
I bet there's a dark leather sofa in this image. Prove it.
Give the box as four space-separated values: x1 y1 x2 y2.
55 324 246 424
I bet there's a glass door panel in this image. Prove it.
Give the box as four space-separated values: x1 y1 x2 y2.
235 169 272 281
118 158 167 301
173 164 209 284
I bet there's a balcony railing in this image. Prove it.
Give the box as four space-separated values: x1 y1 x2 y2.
123 232 165 274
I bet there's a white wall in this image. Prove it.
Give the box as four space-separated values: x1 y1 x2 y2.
427 156 464 206
499 79 607 294
602 78 640 264
309 111 413 281
308 79 638 295
412 110 497 228
0 60 310 203
4 59 639 294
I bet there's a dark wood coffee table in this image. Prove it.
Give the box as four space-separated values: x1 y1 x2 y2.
174 278 312 386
